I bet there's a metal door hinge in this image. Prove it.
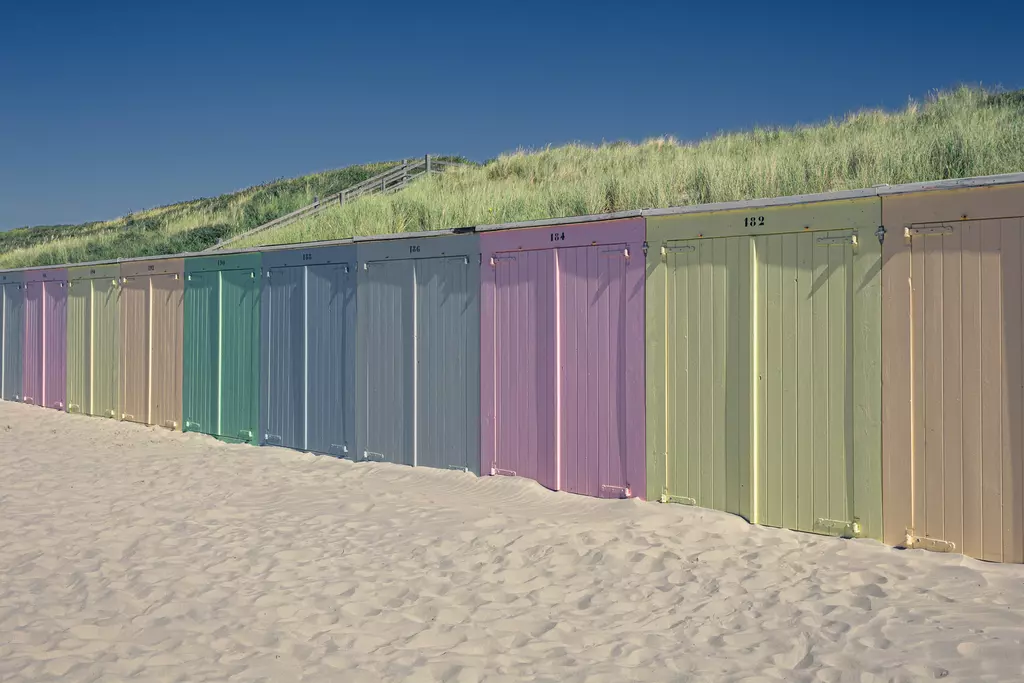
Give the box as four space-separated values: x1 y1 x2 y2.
447 465 470 473
905 225 953 238
163 420 178 430
642 241 649 256
661 245 695 260
362 450 385 462
491 466 517 476
905 529 956 553
816 234 858 247
238 429 254 441
68 403 81 413
329 444 349 457
815 517 862 537
660 493 697 505
601 484 632 498
264 434 283 445
184 420 199 430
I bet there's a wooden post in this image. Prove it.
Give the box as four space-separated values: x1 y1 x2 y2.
425 154 431 174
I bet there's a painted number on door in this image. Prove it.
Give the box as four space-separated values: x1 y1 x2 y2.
549 232 566 242
409 245 421 253
744 216 766 227
217 260 226 266
147 265 155 271
302 253 313 261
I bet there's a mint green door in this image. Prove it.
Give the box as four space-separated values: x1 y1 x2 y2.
183 254 261 443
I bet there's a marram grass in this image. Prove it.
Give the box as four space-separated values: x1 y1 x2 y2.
0 160 428 268
4 88 1023 266
235 87 1024 249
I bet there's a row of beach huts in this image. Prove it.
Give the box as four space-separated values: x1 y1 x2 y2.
2 173 1024 563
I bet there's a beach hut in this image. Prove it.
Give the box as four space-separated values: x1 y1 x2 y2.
645 193 883 539
23 268 68 411
356 231 480 472
66 263 120 418
120 257 184 430
261 242 356 457
881 174 1024 563
183 253 261 443
1 272 24 402
480 216 646 498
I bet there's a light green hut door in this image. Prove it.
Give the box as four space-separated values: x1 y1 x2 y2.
661 237 753 521
650 200 881 541
753 230 860 537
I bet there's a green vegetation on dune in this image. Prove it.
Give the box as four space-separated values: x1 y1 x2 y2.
0 160 459 268
236 87 1024 249
3 88 1023 266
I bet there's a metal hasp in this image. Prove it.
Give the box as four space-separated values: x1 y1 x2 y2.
355 233 481 473
22 268 68 411
645 197 883 541
479 218 647 499
120 258 184 431
882 181 1024 563
183 252 261 444
67 264 121 420
0 272 25 402
261 243 356 458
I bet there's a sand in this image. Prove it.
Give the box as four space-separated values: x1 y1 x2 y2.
0 402 1022 682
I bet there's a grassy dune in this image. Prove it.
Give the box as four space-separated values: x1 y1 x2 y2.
3 88 1023 266
0 161 411 268
235 87 1024 249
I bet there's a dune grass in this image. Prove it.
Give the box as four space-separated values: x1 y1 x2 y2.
0 160 447 268
234 87 1024 249
3 87 1023 266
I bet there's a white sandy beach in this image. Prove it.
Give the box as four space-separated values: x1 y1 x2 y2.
0 402 1022 682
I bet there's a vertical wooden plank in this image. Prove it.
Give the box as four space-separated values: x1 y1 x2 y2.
735 237 753 522
712 238 728 511
796 232 815 531
669 250 685 499
979 222 1003 561
811 235 830 530
1000 219 1024 564
766 235 783 528
646 236 667 502
755 236 768 525
910 234 927 544
922 233 945 542
960 223 984 559
940 229 964 551
724 237 747 517
826 235 849 530
723 239 737 514
881 208 913 546
852 212 884 541
687 244 702 504
699 240 714 504
781 233 799 530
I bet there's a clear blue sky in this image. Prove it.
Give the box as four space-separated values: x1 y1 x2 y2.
1 0 1021 230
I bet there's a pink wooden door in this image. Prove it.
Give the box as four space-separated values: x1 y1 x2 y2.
488 248 558 489
558 244 633 498
43 280 67 410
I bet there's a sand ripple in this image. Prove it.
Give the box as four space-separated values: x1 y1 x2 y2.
1 402 1023 682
